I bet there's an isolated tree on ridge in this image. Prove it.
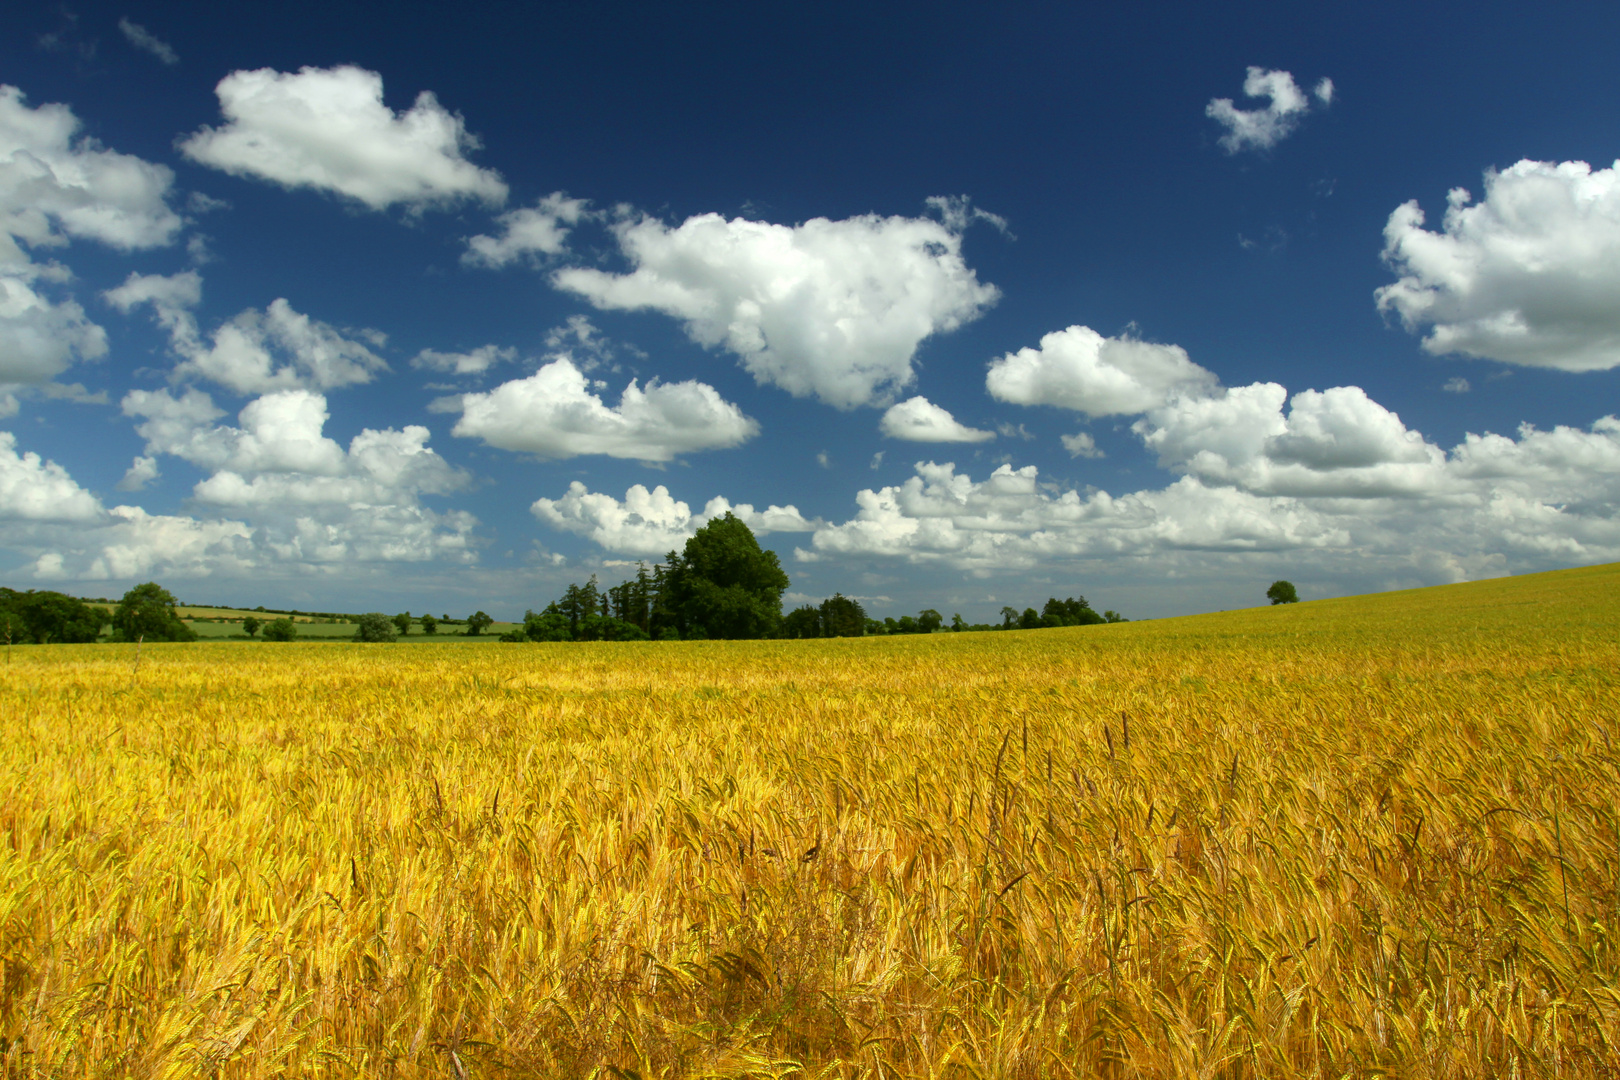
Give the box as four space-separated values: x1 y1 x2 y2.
1267 580 1300 605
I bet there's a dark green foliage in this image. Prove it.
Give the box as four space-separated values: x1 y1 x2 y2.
523 517 788 643
498 629 527 642
578 613 650 642
523 610 572 642
466 611 494 636
421 613 438 634
1268 580 1300 605
0 588 110 644
917 609 943 633
242 615 261 638
657 513 789 640
112 583 195 643
782 604 821 639
392 612 412 636
355 612 397 642
605 564 655 634
819 594 865 638
1040 596 1105 627
261 618 297 642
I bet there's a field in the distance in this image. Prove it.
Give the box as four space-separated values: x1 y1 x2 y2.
3 565 1618 1077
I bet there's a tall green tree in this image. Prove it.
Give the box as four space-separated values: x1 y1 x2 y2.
782 604 821 639
112 583 195 642
465 611 494 636
661 513 789 639
818 593 865 638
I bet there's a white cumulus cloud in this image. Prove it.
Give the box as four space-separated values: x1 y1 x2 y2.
986 325 1219 417
123 387 467 505
0 85 182 252
1377 159 1620 372
180 66 507 211
533 481 813 556
1134 383 1444 498
1061 431 1103 458
0 86 180 400
0 430 103 521
115 454 160 492
553 203 1000 409
805 408 1620 589
463 192 589 266
1206 67 1331 154
107 271 387 394
879 395 995 442
0 269 108 389
809 461 1345 570
410 343 515 376
1 414 478 587
446 354 758 461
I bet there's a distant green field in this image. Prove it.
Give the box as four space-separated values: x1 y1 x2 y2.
184 619 521 640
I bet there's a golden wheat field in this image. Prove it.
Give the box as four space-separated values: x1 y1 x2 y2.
3 565 1619 1078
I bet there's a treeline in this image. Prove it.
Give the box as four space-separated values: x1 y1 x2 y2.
504 514 1124 644
1 583 195 645
506 513 790 642
779 593 1125 638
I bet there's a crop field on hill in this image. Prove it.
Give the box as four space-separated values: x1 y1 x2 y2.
3 565 1618 1078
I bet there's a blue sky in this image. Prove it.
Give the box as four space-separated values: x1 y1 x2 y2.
4 0 1619 621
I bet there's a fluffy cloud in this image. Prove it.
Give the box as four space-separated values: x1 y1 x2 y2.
463 192 589 266
1206 67 1333 154
115 454 159 492
107 272 387 393
0 430 103 521
123 387 467 504
553 204 1000 409
1376 159 1620 371
445 355 758 461
806 412 1620 583
0 85 181 252
410 344 515 376
1061 432 1103 458
533 481 813 556
4 390 478 584
809 462 1345 570
1134 383 1444 498
879 396 995 442
180 66 507 211
985 325 1219 416
0 86 179 399
0 268 108 388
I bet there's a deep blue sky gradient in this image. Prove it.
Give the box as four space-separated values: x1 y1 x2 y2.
5 0 1619 619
